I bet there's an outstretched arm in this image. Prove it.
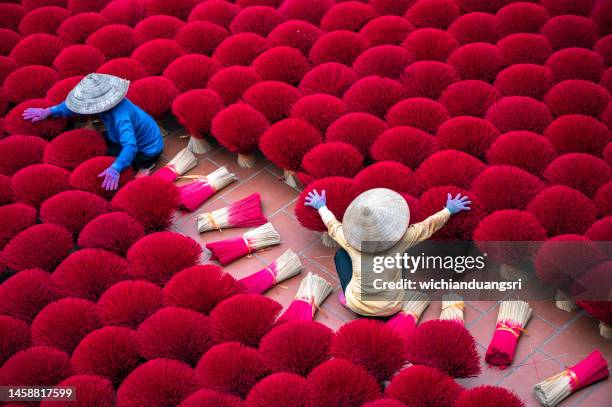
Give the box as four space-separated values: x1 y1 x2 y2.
305 189 348 248
23 101 76 122
98 117 137 191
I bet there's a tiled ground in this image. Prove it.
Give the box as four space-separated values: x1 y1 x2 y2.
161 129 610 407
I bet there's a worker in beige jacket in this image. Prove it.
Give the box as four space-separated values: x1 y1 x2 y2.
305 188 471 317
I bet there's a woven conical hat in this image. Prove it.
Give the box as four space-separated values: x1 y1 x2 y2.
343 188 410 253
66 73 129 114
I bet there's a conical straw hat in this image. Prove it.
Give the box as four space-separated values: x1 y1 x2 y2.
343 188 409 253
66 73 129 114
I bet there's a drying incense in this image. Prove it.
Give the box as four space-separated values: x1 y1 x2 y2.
485 300 532 368
206 223 280 266
153 148 197 182
238 249 303 294
197 193 266 233
178 166 237 212
276 272 333 324
387 291 430 343
188 136 212 155
440 294 464 324
534 350 609 407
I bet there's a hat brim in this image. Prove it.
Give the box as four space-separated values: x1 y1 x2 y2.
65 76 129 115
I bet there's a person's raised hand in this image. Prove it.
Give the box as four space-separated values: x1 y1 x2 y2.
446 193 471 214
22 107 51 122
98 167 120 191
305 189 327 210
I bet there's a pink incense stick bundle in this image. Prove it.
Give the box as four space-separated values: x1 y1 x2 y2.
534 350 609 407
153 148 197 182
206 223 281 266
485 300 532 368
239 249 303 294
197 193 267 233
440 294 465 325
387 291 430 345
276 272 333 324
179 166 237 212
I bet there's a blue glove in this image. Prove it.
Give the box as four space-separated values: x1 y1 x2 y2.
305 189 327 210
22 107 51 122
446 193 471 214
98 167 120 191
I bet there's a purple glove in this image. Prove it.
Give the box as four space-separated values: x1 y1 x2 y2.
305 189 327 210
446 193 471 214
22 108 51 122
98 167 120 191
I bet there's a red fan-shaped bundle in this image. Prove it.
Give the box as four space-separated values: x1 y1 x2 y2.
301 142 364 181
71 326 140 385
4 65 59 104
213 32 269 67
494 64 552 100
298 62 358 97
179 166 237 212
0 135 47 176
276 272 333 323
87 24 137 59
137 306 212 366
307 359 381 406
454 385 524 407
403 60 460 99
207 66 261 105
416 150 486 190
51 248 128 301
243 81 301 124
402 28 459 62
486 96 553 134
31 298 101 354
544 80 610 118
127 76 179 119
171 89 224 154
96 57 147 81
290 94 347 133
352 45 413 79
163 264 243 315
309 31 370 66
209 293 282 347
354 161 417 196
131 39 184 75
188 0 239 28
0 174 13 206
331 319 406 383
436 116 500 159
386 98 450 134
448 12 500 44
497 33 552 66
127 231 202 286
0 204 37 249
405 0 459 29
448 42 502 82
343 76 405 119
153 148 197 183
541 15 598 50
0 315 31 367
111 176 180 232
53 44 106 77
471 165 543 211
259 320 332 376
574 260 612 338
594 182 612 216
386 291 430 348
9 33 65 67
133 15 184 45
238 249 303 294
320 1 376 32
211 103 271 167
97 280 162 329
485 300 532 368
326 112 387 157
0 3 25 31
544 153 610 198
544 114 610 156
439 80 500 117
595 36 612 66
546 48 605 84
0 269 58 323
252 46 310 85
117 359 200 407
405 319 481 378
180 389 242 407
43 129 107 171
40 375 115 407
176 21 228 55
0 346 71 387
586 217 612 256
57 12 110 44
99 0 145 27
360 15 414 46
207 223 281 266
4 99 67 139
496 2 549 36
268 20 322 55
486 131 557 176
40 190 110 234
246 372 310 407
78 211 144 256
198 193 266 233
71 156 135 199
229 5 285 37
11 163 70 208
3 223 73 272
195 342 271 399
164 54 221 92
278 0 334 25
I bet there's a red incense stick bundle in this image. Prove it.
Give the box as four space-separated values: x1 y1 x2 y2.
440 294 464 325
238 249 303 294
486 300 532 368
153 148 197 182
276 272 333 324
197 193 267 233
206 223 281 266
387 291 430 345
179 166 237 212
534 350 609 407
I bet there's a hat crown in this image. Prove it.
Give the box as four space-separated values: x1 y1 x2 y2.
66 73 130 114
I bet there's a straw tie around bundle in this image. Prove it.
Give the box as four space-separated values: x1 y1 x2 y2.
534 350 609 407
276 272 333 324
486 300 532 368
386 291 430 344
197 193 266 233
238 249 303 294
153 148 197 182
206 223 281 266
440 294 465 325
178 167 237 212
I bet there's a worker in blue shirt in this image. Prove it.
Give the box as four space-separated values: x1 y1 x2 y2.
22 73 163 191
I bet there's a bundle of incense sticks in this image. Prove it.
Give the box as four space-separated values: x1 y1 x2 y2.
187 135 212 154
153 148 197 182
485 300 532 368
178 166 237 212
534 350 609 407
387 291 430 343
205 223 280 265
197 193 267 233
276 272 333 323
440 294 464 324
238 249 303 294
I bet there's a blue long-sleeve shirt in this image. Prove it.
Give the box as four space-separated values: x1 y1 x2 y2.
50 99 164 172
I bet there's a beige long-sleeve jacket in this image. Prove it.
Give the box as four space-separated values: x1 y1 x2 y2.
318 206 451 316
